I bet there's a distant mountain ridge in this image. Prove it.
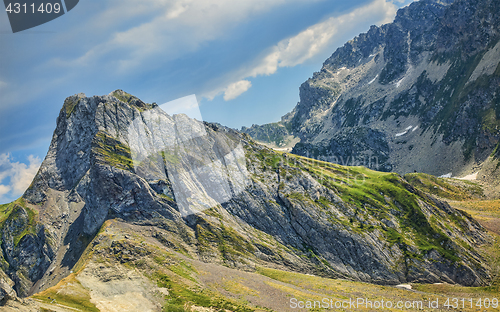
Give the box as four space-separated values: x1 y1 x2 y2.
242 0 500 185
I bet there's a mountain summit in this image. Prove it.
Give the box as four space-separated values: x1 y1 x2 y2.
244 0 500 190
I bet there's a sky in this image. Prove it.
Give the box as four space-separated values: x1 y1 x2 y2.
0 0 414 204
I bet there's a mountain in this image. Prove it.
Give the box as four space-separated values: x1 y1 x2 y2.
0 90 496 310
243 0 500 190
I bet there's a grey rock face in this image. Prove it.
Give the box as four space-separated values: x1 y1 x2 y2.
246 0 500 177
0 201 54 298
0 270 16 305
241 123 291 147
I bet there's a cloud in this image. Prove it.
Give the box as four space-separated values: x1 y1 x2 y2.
0 0 324 113
1 0 322 122
224 80 252 101
0 154 41 203
271 0 397 69
0 185 10 198
46 0 319 73
208 0 398 100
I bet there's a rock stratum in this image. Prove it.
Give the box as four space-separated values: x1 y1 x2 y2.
243 0 500 188
0 90 496 310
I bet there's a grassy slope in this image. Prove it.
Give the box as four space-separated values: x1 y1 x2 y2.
25 158 499 312
29 219 499 312
404 174 500 301
261 150 479 263
1 139 497 311
404 173 485 201
449 200 500 236
32 274 99 312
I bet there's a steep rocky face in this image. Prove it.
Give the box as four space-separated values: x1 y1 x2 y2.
0 90 495 303
243 0 500 178
241 123 292 148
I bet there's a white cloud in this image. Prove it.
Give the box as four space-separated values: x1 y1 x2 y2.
207 0 398 100
272 0 397 70
0 185 10 198
47 0 319 73
257 0 397 71
5 0 325 114
224 80 252 101
0 154 41 203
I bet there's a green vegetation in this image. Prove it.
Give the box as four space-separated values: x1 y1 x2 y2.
111 89 154 112
168 261 198 283
257 266 499 311
92 131 134 171
154 272 254 312
33 274 99 312
159 193 174 201
0 198 38 247
404 172 483 200
244 144 476 263
284 155 465 263
482 108 500 134
195 219 255 262
111 90 133 104
251 147 282 171
0 201 17 225
13 205 37 247
62 94 84 118
26 196 498 312
287 192 311 202
222 279 260 296
245 144 477 265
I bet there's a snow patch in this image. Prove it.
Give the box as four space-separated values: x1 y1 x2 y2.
395 126 414 137
457 172 478 181
396 77 405 88
439 173 452 178
412 125 419 132
368 75 378 85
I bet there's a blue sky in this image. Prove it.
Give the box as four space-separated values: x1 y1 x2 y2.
0 0 413 203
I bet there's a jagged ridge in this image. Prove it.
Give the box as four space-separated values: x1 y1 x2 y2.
243 0 500 181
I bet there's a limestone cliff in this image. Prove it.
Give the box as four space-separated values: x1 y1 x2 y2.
243 0 500 181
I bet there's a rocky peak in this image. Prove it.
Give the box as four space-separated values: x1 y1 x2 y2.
0 89 495 304
245 0 500 183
